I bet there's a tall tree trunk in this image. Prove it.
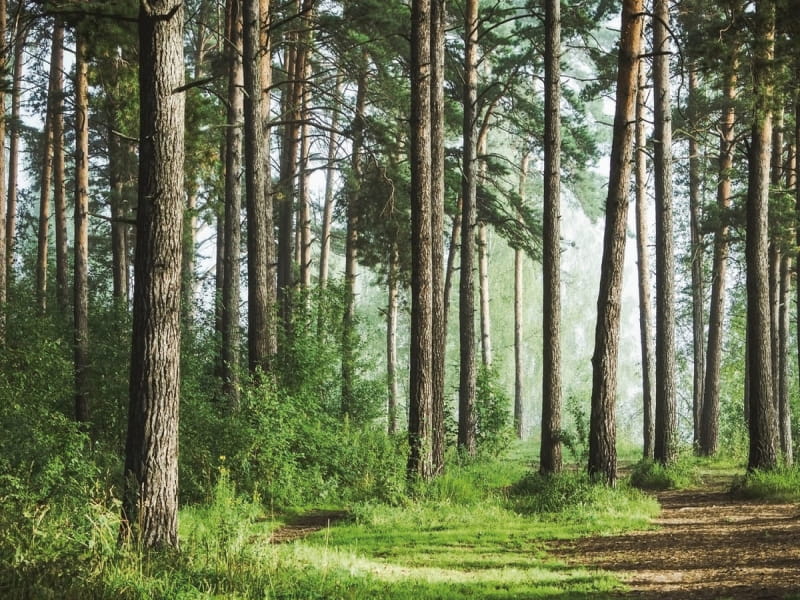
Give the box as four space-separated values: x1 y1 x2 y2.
652 0 677 466
768 110 784 437
700 52 738 456
477 222 492 367
408 0 434 478
778 251 792 465
430 0 446 475
443 199 462 330
458 0 478 456
109 128 130 304
387 243 399 435
5 16 26 287
341 62 367 417
122 0 185 548
540 0 562 474
0 0 7 342
53 24 68 313
243 0 274 374
589 0 643 485
746 0 778 471
318 74 342 289
36 23 64 314
73 30 90 424
688 68 705 449
515 154 529 440
298 70 312 289
221 0 243 404
635 55 655 460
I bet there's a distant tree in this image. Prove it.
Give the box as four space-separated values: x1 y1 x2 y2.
0 0 6 342
589 0 643 485
122 0 186 548
5 10 26 288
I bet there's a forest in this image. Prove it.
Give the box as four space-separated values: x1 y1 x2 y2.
2 0 800 598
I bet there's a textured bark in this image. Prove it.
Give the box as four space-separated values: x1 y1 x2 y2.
688 69 705 449
222 0 243 404
243 0 275 375
53 27 68 314
768 110 784 437
318 74 342 289
387 244 399 435
635 56 655 460
408 0 434 479
341 63 367 417
540 0 562 474
122 0 185 549
700 55 738 456
36 24 64 314
0 0 7 342
589 0 643 485
515 154 529 440
5 17 26 286
298 63 312 289
430 0 446 475
458 0 478 456
73 31 90 424
652 0 677 466
746 0 777 471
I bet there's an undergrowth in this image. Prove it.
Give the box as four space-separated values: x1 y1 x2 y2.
731 467 800 502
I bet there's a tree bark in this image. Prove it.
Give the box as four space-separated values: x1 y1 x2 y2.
515 154 529 440
700 52 738 456
408 0 434 479
122 0 185 549
458 0 478 456
387 243 399 435
53 20 68 314
778 251 792 465
109 128 131 305
0 0 7 342
589 0 643 485
540 0 562 474
221 0 243 404
688 68 705 450
318 74 342 289
243 0 275 375
746 0 778 471
430 0 446 475
5 15 26 287
73 29 90 424
634 55 655 460
652 0 677 466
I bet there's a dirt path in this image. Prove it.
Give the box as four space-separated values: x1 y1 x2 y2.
556 481 800 599
268 510 348 544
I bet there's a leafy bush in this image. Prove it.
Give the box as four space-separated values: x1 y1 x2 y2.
475 366 514 456
629 456 698 490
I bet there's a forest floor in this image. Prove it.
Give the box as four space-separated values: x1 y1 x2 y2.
555 475 800 600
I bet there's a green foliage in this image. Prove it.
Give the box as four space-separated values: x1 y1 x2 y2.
560 394 590 467
474 366 514 456
730 468 800 502
629 455 700 491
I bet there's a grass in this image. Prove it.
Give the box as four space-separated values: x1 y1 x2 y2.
730 466 800 502
3 442 663 599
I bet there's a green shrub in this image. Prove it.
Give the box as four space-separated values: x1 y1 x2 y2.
629 456 698 490
730 467 800 502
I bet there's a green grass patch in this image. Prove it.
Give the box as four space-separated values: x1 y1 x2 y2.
629 455 703 490
730 467 800 502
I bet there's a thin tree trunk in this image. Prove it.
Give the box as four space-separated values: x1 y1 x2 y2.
768 109 784 436
53 26 68 313
588 0 643 485
430 0 446 475
688 68 705 449
778 251 792 465
387 243 399 435
122 0 185 548
540 0 562 474
746 0 778 471
458 0 478 456
0 0 7 342
443 198 462 332
109 128 130 304
477 222 492 367
635 55 655 460
299 62 312 289
700 52 738 456
408 0 434 478
6 16 26 286
652 0 677 466
318 74 342 289
244 0 274 374
221 0 243 403
73 30 90 424
515 154 529 439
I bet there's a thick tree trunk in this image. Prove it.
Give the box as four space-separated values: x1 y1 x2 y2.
408 0 434 479
652 0 677 466
746 0 778 471
458 0 478 456
540 0 562 474
688 69 705 450
515 154 529 440
430 0 446 475
635 56 655 460
73 31 90 424
243 0 275 375
387 243 399 435
122 0 185 549
5 17 26 286
589 0 643 485
700 57 737 456
221 0 243 404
